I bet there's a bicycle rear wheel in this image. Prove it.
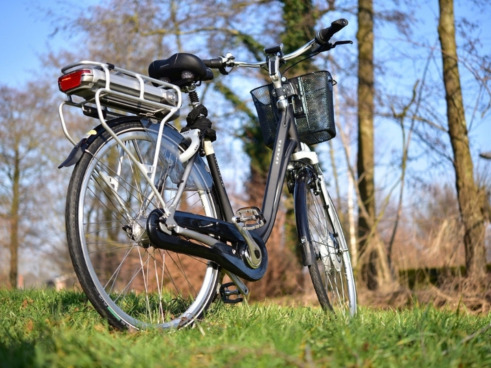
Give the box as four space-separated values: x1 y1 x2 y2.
65 117 220 330
295 167 357 315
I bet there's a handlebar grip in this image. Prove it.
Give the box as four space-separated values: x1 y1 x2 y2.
315 19 349 45
203 58 224 69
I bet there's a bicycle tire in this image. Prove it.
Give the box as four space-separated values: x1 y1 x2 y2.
65 116 220 330
295 167 357 315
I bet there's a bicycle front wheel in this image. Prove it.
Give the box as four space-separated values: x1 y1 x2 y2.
65 117 220 330
295 168 357 315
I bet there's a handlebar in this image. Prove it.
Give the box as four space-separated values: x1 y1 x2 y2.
203 58 225 69
315 19 349 45
203 19 350 71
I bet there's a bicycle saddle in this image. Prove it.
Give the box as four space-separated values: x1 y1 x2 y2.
148 53 214 86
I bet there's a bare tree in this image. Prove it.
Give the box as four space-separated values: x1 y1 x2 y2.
356 0 376 290
0 83 60 288
356 0 398 290
437 0 487 279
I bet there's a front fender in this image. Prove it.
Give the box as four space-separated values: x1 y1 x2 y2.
293 165 317 267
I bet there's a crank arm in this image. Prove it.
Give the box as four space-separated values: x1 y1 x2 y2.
223 270 249 298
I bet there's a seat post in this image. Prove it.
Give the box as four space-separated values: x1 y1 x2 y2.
182 82 200 108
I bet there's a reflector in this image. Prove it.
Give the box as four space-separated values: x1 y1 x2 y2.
58 69 91 92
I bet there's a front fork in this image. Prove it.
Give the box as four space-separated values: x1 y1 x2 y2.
289 144 323 267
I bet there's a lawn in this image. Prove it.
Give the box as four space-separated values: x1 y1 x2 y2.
0 289 489 367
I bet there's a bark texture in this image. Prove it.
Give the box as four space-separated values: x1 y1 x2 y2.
437 0 487 279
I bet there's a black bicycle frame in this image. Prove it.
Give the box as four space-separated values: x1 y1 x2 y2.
205 104 299 243
147 85 305 281
255 106 299 242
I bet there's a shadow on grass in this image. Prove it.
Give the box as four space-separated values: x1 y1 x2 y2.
0 340 36 368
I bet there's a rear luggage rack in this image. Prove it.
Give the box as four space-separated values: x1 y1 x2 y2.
59 61 180 117
57 61 185 215
58 60 182 145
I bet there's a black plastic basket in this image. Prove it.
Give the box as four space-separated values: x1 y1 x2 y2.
250 71 336 147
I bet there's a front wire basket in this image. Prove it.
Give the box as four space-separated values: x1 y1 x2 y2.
250 71 336 147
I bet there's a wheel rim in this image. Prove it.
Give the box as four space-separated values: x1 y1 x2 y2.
76 127 218 329
308 188 356 315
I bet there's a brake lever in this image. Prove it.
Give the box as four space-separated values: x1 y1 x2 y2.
332 40 353 47
311 40 352 55
322 40 353 51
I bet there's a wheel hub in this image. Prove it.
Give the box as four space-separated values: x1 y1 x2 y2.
123 216 150 247
317 232 342 272
327 233 342 272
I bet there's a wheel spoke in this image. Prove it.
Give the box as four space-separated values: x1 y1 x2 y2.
306 177 356 315
67 120 219 330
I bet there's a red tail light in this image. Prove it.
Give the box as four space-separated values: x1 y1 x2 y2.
58 69 91 92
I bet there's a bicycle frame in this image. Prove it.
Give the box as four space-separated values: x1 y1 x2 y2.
58 50 328 285
146 100 321 283
201 50 318 244
254 105 300 242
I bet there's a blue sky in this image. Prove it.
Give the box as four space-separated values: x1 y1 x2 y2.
0 0 98 88
1 1 55 87
1 0 489 157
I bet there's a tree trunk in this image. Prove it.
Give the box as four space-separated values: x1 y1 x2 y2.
437 0 487 279
9 149 20 289
356 0 378 289
347 145 358 269
356 0 395 290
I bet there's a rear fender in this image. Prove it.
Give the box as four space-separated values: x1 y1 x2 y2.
58 129 99 168
57 118 213 191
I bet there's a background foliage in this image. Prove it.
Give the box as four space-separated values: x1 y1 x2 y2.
0 1 489 306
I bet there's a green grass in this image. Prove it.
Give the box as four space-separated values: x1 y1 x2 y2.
0 289 489 367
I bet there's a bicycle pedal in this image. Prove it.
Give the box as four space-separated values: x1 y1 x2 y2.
234 206 265 230
219 282 244 304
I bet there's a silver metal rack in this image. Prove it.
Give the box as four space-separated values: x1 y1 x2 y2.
58 60 182 145
58 61 187 213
